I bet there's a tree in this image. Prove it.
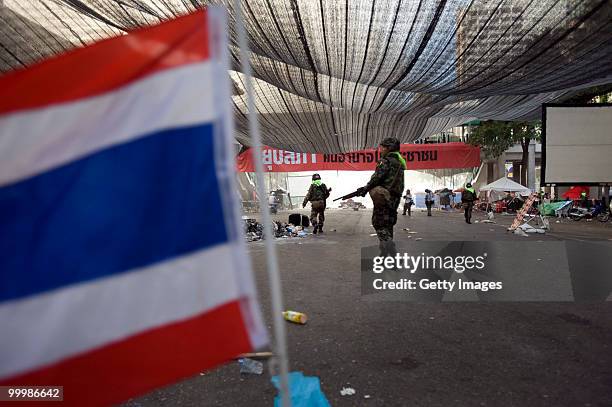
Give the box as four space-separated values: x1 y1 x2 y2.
561 84 612 104
590 91 612 103
467 121 540 186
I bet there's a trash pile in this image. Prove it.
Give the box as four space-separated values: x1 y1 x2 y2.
243 218 308 242
244 218 264 241
513 223 546 236
338 198 366 211
278 222 308 239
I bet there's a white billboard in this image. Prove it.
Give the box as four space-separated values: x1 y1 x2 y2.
542 104 612 185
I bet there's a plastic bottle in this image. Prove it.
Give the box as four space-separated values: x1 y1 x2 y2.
238 357 263 374
283 310 308 324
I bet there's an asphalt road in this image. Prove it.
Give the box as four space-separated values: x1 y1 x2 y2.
128 208 612 407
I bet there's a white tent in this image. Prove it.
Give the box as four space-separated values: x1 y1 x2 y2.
480 177 531 200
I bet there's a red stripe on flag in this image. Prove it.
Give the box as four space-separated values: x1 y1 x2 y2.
0 300 253 406
0 10 209 116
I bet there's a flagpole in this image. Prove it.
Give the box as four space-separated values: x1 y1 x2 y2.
233 2 292 407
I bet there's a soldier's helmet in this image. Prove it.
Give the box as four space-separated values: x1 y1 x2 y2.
380 137 401 152
312 173 321 181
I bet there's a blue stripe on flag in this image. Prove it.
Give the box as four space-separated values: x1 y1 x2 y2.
0 123 228 303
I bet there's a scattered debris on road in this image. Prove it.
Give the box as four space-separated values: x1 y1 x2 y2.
283 310 308 324
238 358 263 375
519 224 545 234
513 228 529 237
272 372 331 406
243 218 310 241
340 387 356 396
239 352 274 359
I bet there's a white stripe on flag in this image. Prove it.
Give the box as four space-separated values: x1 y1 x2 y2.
0 62 217 187
0 243 244 379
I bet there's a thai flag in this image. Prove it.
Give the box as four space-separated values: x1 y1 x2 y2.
0 8 266 405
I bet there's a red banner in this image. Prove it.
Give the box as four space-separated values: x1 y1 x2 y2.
236 143 481 172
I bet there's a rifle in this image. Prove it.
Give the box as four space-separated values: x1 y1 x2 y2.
333 188 364 202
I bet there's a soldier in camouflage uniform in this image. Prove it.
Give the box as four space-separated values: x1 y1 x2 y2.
303 173 331 234
357 137 406 255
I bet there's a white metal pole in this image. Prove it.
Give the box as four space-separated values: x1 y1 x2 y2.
232 2 291 406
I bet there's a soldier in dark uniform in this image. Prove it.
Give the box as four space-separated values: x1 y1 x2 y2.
303 173 331 234
357 137 406 255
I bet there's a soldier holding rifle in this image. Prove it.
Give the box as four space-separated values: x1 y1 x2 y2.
335 137 406 255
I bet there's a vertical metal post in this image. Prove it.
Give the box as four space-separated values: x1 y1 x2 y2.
233 2 291 406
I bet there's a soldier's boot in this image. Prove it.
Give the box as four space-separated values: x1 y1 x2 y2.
378 241 389 257
312 221 318 234
385 240 397 258
318 213 325 233
376 228 394 257
386 226 397 258
378 240 398 271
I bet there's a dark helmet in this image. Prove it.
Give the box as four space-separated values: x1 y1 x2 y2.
380 137 400 152
466 182 472 188
312 173 321 181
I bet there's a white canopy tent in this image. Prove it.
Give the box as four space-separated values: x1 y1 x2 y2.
480 177 531 201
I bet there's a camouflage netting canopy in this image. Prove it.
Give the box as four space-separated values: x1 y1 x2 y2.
2 0 612 152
